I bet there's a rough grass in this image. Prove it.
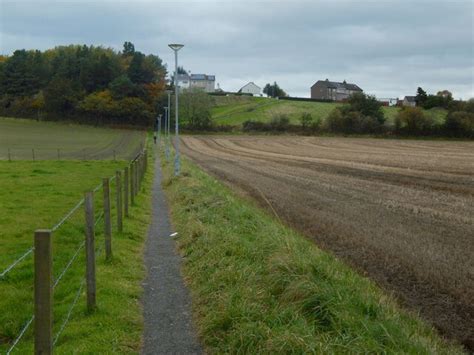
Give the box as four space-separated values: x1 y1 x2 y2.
211 96 447 127
161 157 463 354
0 158 154 353
0 117 145 160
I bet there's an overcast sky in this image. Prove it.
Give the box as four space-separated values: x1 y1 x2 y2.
1 0 473 99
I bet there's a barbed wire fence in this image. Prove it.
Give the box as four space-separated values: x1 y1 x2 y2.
1 147 148 354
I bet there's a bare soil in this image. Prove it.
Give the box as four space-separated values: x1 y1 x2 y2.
180 135 474 350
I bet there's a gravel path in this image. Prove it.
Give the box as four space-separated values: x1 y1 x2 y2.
142 156 202 355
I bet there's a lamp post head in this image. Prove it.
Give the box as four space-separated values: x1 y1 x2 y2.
168 43 184 51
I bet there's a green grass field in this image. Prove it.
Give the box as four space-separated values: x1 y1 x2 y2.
0 159 153 353
0 117 145 160
211 96 447 127
162 157 462 353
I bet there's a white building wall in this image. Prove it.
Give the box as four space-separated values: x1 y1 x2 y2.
240 83 261 95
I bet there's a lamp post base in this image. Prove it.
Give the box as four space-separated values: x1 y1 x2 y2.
174 154 180 176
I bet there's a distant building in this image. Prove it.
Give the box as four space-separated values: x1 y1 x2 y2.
176 73 216 92
377 98 398 107
176 74 191 90
190 74 215 92
238 82 261 96
403 96 417 107
311 79 363 101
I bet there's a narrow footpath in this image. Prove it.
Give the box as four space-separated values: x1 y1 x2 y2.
142 156 202 354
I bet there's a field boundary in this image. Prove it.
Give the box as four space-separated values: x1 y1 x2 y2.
2 149 149 354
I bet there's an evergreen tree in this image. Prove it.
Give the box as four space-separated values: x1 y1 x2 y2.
415 87 427 106
123 41 135 56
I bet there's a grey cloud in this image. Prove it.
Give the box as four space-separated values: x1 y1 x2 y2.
0 0 473 98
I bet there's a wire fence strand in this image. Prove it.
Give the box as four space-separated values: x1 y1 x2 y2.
94 211 104 227
6 315 34 355
53 278 85 346
53 241 85 289
93 182 102 193
51 198 85 232
0 247 34 278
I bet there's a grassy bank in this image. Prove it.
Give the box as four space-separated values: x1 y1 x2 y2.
211 96 447 127
0 158 153 352
162 158 462 353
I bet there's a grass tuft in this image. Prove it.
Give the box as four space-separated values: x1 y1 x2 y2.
162 158 463 354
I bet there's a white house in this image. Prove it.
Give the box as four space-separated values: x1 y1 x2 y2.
176 73 216 93
190 74 215 92
176 74 191 90
239 82 261 96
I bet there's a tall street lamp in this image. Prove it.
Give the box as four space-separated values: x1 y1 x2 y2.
165 89 172 161
168 43 184 176
157 113 162 147
164 106 170 160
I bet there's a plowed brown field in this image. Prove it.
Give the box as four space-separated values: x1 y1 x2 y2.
181 135 474 349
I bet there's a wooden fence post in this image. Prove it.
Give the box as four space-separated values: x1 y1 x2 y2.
137 158 142 194
57 149 60 160
103 178 112 259
84 191 96 311
133 160 137 196
136 157 140 192
113 150 116 161
130 163 135 205
124 167 129 217
134 159 139 195
8 148 11 162
139 155 143 188
32 148 35 161
144 149 148 173
34 229 53 354
116 171 123 232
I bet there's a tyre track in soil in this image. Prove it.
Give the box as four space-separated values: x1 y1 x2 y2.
180 135 474 351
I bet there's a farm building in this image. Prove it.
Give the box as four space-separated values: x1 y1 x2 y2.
177 73 216 92
403 96 417 107
311 79 363 101
238 82 262 96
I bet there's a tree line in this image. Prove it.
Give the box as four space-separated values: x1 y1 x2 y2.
0 42 166 127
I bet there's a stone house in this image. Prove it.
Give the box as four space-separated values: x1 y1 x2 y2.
311 79 363 101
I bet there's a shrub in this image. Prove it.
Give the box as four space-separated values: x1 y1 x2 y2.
325 108 345 132
325 107 382 134
347 92 385 124
310 118 322 132
394 107 435 135
242 120 267 132
180 88 214 129
269 113 290 131
444 111 474 137
300 112 313 128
